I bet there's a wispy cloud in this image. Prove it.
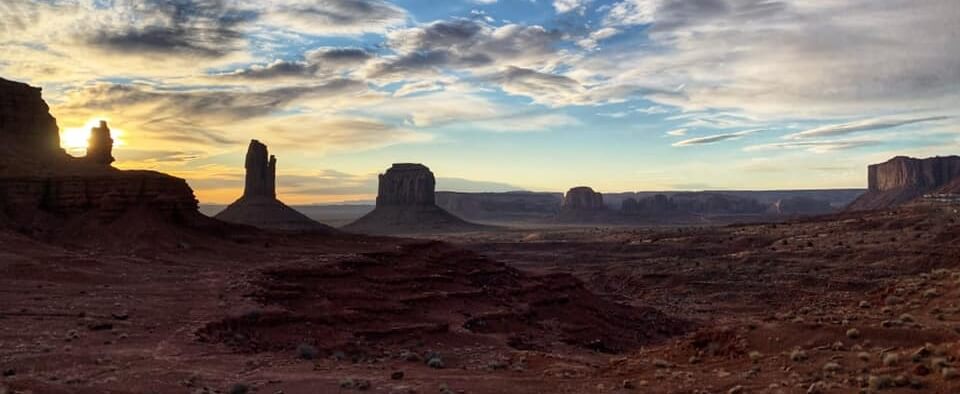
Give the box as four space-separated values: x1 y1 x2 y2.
744 140 882 153
784 116 950 140
672 129 764 147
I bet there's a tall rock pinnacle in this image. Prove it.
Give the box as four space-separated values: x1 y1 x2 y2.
215 139 333 232
243 139 277 199
85 120 114 165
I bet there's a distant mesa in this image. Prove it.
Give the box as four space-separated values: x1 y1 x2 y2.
436 191 562 222
848 155 960 211
0 77 200 232
343 163 484 234
558 186 609 222
214 140 335 233
770 196 833 216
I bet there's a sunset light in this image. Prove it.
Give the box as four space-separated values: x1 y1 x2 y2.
60 118 124 155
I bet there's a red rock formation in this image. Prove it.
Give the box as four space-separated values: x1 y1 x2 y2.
376 163 436 206
215 140 333 232
344 163 482 234
243 140 276 199
0 77 199 228
848 156 960 210
85 120 115 165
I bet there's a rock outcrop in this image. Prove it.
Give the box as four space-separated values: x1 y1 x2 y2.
848 155 960 210
343 163 482 234
0 77 200 230
214 140 333 232
377 163 436 206
85 120 114 165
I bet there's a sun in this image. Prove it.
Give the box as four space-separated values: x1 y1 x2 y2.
61 119 125 156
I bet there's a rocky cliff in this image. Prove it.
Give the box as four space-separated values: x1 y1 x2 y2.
0 77 199 229
343 163 482 234
215 140 333 232
848 155 960 210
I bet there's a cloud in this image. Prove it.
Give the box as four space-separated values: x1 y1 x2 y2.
666 128 687 136
554 0 592 14
579 0 960 118
83 0 256 58
215 47 372 80
577 27 620 50
672 129 763 146
368 19 561 78
261 0 407 36
783 116 950 140
491 66 654 106
744 140 882 153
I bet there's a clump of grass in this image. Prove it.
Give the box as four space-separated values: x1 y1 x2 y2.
425 352 445 369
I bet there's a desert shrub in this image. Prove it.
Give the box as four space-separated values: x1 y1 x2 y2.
296 343 318 360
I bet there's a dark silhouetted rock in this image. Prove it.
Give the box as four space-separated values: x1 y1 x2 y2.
559 186 608 222
0 77 64 159
620 197 641 214
848 156 960 210
243 140 276 199
377 163 435 206
343 163 483 234
85 120 114 165
0 77 200 228
215 140 334 232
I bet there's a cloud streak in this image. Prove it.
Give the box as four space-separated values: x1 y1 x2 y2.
784 116 950 140
672 129 763 147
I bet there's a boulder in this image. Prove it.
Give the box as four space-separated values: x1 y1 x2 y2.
848 156 960 210
343 163 482 234
215 140 334 232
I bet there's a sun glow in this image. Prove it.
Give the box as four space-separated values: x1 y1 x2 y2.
61 118 125 156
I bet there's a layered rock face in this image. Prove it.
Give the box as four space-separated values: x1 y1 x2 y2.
376 163 436 206
85 121 115 165
0 77 199 228
0 77 64 158
215 140 332 232
344 163 481 234
849 156 960 210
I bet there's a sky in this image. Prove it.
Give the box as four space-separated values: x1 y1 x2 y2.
1 0 958 204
